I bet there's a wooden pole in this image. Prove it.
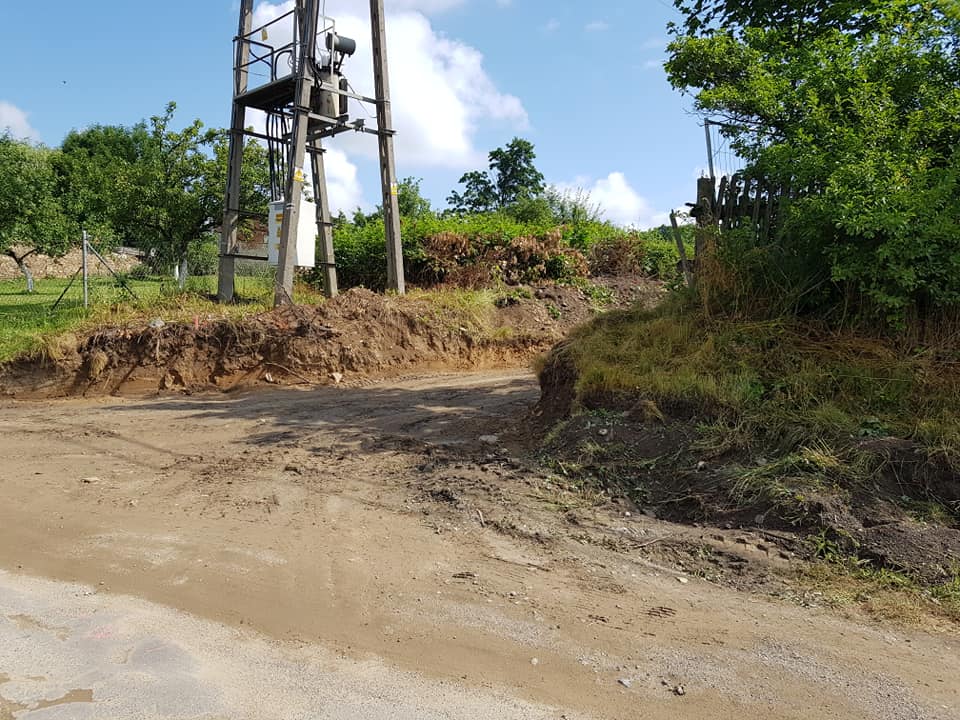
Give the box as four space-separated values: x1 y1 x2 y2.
670 211 694 289
218 0 254 304
274 0 320 307
370 0 405 294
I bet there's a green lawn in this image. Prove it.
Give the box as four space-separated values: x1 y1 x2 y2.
0 274 306 363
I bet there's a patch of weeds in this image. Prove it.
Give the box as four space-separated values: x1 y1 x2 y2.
541 418 571 448
536 476 607 513
726 447 839 523
587 408 626 423
575 280 615 310
896 497 957 525
809 530 843 562
930 574 960 620
495 287 533 307
546 303 562 320
693 418 755 458
858 416 891 438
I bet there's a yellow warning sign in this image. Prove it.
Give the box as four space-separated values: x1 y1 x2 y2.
294 168 305 183
390 183 398 196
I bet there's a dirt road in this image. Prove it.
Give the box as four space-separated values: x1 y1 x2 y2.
1 371 958 719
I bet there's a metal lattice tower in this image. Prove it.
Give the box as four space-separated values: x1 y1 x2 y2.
218 0 405 306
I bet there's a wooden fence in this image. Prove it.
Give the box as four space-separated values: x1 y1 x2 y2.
714 174 785 244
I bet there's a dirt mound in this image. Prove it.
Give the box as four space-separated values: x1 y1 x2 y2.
0 281 661 399
534 349 960 586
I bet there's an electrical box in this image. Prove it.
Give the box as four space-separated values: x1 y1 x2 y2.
267 197 317 268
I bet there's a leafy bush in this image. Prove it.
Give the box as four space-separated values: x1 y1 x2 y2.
187 234 219 276
667 1 960 325
588 236 642 275
640 238 683 280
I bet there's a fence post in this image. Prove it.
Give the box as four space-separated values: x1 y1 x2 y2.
82 230 89 308
694 176 717 261
670 211 694 289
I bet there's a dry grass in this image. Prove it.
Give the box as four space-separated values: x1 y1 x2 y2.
797 562 960 627
556 300 960 459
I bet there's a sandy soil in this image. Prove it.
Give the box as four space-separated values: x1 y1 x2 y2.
1 371 958 719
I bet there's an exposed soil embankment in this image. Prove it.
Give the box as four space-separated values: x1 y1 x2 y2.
535 335 960 588
0 280 663 399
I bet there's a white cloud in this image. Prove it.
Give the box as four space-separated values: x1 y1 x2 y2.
584 20 609 32
542 18 560 33
558 173 668 229
250 1 527 177
0 102 39 141
387 0 464 11
322 147 367 214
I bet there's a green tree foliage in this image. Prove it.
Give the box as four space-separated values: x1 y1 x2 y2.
667 0 960 321
57 104 270 283
125 102 220 281
448 138 545 213
355 177 433 226
56 123 148 242
0 134 71 290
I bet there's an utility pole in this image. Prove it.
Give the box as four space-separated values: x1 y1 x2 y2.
704 120 716 181
219 0 402 306
273 0 320 306
370 0 405 294
310 139 338 297
219 0 254 304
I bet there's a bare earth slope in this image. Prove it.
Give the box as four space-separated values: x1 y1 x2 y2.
0 371 957 719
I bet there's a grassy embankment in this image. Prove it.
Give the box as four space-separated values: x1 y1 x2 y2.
541 296 960 622
0 276 556 365
0 275 324 363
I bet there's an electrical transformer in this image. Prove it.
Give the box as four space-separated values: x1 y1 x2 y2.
266 197 317 268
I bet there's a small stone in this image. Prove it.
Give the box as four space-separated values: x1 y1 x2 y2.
148 318 165 329
676 577 689 584
530 658 540 666
80 477 100 484
479 435 500 445
674 684 686 696
618 679 632 688
696 461 708 471
331 372 344 384
264 372 275 383
598 428 609 437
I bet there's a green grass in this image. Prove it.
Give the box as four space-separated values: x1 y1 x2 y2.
553 300 960 456
0 274 320 363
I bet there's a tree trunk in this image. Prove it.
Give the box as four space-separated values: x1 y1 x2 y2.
5 249 36 293
178 256 189 290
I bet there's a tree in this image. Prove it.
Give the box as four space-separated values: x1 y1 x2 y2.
56 123 148 243
666 1 960 321
358 176 434 225
123 103 219 284
0 134 71 291
448 138 545 213
447 170 496 214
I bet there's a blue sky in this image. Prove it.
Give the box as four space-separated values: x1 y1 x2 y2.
0 0 707 228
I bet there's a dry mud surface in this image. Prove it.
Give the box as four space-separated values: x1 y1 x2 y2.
1 371 958 719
